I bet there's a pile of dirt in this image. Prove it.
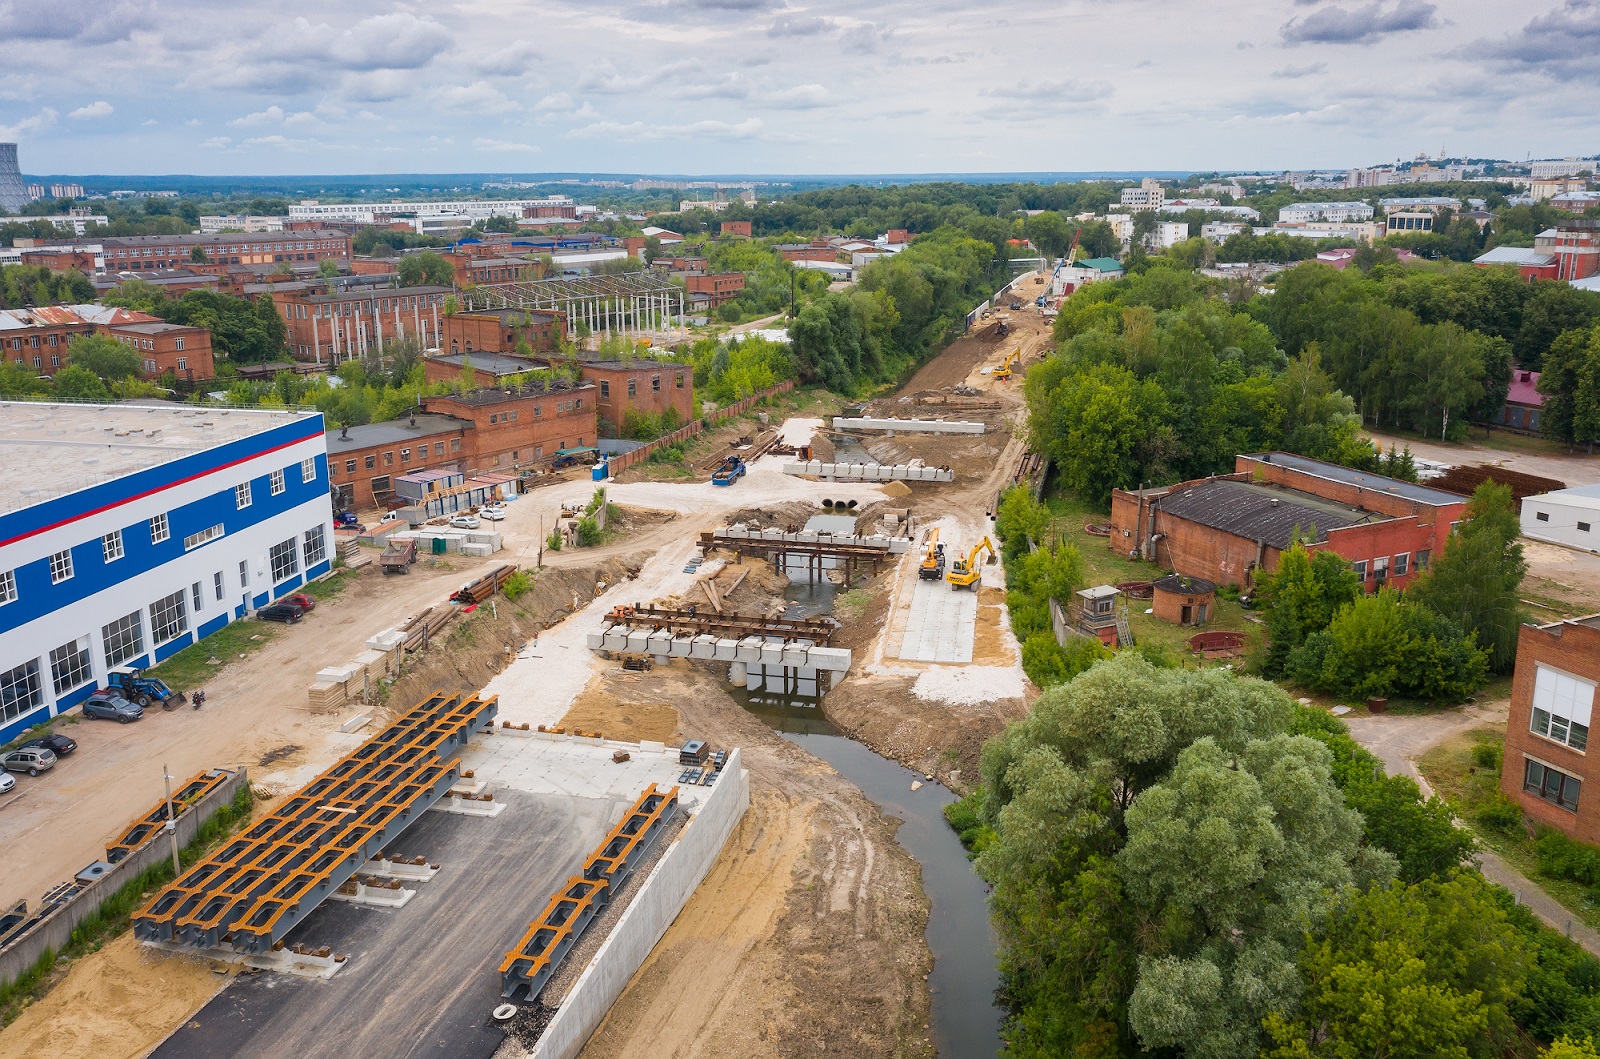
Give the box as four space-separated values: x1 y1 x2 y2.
720 500 818 532
607 504 677 535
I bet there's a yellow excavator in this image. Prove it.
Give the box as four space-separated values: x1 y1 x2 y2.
918 527 945 581
946 536 996 590
993 348 1022 382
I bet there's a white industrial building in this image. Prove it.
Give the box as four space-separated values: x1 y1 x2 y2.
1148 221 1191 249
1278 202 1376 224
0 402 334 742
287 197 576 224
1522 483 1600 554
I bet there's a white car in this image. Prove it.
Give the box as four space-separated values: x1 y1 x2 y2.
0 773 15 796
480 505 505 521
449 515 481 530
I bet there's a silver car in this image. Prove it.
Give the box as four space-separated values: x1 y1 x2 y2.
2 746 56 776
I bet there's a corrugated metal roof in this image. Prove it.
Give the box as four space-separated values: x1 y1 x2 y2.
1242 452 1467 507
1153 479 1386 549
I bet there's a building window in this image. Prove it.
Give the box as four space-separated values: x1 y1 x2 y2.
301 456 316 483
600 380 610 398
345 459 356 474
451 438 461 452
102 611 145 668
177 357 187 371
0 569 14 606
1531 664 1595 752
365 454 376 470
1536 511 1550 522
102 530 124 563
1581 522 1592 533
184 524 224 551
384 452 394 466
49 638 93 694
434 441 444 455
676 372 685 388
1524 759 1581 812
652 374 661 392
175 337 185 350
192 581 204 612
150 513 169 546
270 468 285 495
304 525 327 567
239 560 249 588
1372 555 1389 580
627 379 636 397
236 482 252 509
1351 560 1367 580
401 448 411 463
269 538 299 582
1416 549 1430 571
534 406 542 417
1392 553 1409 576
49 549 73 584
214 571 225 601
0 660 42 725
150 590 189 645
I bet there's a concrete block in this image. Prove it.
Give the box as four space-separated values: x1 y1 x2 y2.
759 642 784 666
735 637 763 663
586 631 605 650
647 629 674 652
712 638 739 661
807 646 853 672
603 629 629 651
668 636 693 658
639 740 667 754
689 635 718 660
626 630 651 653
782 644 809 667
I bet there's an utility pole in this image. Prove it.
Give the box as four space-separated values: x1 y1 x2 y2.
788 269 797 320
163 765 181 875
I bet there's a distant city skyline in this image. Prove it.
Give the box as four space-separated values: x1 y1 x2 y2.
0 0 1595 175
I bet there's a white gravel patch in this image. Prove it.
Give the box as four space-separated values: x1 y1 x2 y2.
911 665 1026 705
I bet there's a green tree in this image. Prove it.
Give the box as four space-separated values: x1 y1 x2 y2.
1539 325 1600 451
1024 360 1171 506
52 364 111 401
318 257 340 280
1544 1039 1600 1059
1287 591 1490 702
64 333 142 380
1258 544 1362 674
397 250 455 289
1263 874 1528 1059
1408 481 1527 673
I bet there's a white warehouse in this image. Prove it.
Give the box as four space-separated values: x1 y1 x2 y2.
1522 483 1600 554
0 402 334 742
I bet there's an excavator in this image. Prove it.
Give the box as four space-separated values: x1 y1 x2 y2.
918 527 946 581
946 536 996 590
993 347 1022 382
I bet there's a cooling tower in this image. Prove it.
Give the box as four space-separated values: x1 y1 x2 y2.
0 143 28 214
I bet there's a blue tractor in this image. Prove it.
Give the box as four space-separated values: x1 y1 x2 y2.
107 666 187 710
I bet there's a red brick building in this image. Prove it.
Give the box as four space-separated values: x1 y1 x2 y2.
1501 615 1600 843
441 251 542 287
684 272 746 309
423 350 544 388
271 284 453 364
1108 452 1468 591
17 247 98 271
654 256 709 273
98 230 351 272
776 242 839 263
582 360 693 434
0 304 213 381
884 229 911 245
439 308 565 358
720 220 752 238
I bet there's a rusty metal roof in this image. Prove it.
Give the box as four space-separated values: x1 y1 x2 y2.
1152 479 1386 549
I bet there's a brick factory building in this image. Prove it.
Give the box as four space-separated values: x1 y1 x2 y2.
270 285 453 364
0 304 214 381
683 272 746 310
423 351 543 389
1501 615 1600 843
720 220 752 237
581 360 693 435
439 308 566 359
776 242 839 263
324 379 597 509
1108 452 1468 591
97 230 351 272
440 251 543 287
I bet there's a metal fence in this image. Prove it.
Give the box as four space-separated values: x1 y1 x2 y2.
603 379 796 476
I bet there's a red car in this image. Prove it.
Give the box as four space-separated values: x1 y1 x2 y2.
283 592 316 612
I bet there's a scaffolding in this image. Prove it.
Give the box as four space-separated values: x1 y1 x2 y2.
462 274 686 344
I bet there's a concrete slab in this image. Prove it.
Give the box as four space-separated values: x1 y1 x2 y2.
897 577 979 664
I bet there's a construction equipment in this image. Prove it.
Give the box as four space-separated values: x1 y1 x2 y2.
380 537 418 575
993 348 1022 382
106 666 186 709
711 455 747 487
1040 228 1084 306
918 527 945 581
946 536 996 590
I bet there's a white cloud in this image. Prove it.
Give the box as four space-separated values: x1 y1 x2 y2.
566 117 765 142
431 81 520 112
480 40 540 76
473 138 541 153
68 100 112 120
229 105 319 128
763 84 831 109
141 118 157 126
200 135 233 149
0 106 57 140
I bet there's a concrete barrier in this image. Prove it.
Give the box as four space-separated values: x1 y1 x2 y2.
781 461 954 484
529 750 750 1059
832 416 985 434
0 767 249 991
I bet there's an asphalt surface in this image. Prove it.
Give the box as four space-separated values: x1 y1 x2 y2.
153 788 611 1059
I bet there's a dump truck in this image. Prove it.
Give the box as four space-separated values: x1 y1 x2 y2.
711 455 747 486
380 537 419 574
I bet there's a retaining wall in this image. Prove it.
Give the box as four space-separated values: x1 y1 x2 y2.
0 766 249 990
603 380 796 476
530 749 750 1059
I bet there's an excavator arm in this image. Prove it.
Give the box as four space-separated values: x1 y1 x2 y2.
945 536 996 589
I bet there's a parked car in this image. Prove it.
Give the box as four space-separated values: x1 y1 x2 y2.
0 773 14 796
479 504 505 521
2 746 56 776
257 603 306 624
283 592 316 612
82 689 143 723
335 512 362 527
19 733 75 758
449 514 481 529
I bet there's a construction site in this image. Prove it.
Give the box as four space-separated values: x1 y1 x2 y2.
0 273 1057 1059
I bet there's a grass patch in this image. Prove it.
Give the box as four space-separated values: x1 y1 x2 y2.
1038 491 1257 661
0 784 254 1027
144 619 278 691
300 567 359 602
835 588 871 621
1418 727 1600 933
943 787 995 859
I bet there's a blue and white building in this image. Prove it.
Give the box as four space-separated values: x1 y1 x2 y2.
0 401 334 742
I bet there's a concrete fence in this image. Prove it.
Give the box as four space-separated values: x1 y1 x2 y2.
531 749 750 1059
603 380 796 476
0 766 250 991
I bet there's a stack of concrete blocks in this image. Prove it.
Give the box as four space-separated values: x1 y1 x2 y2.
386 528 503 556
781 460 954 483
831 416 986 434
305 631 403 711
586 624 851 692
718 525 913 553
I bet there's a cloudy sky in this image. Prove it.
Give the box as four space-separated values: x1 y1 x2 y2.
0 0 1594 176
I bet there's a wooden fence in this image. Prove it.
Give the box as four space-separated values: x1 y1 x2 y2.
603 379 796 475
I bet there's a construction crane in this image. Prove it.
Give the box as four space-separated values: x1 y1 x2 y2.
1039 227 1084 307
918 527 945 581
993 347 1022 381
946 536 996 590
